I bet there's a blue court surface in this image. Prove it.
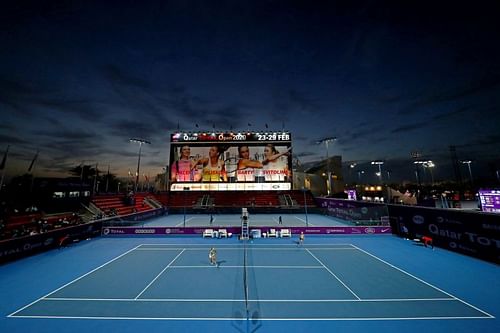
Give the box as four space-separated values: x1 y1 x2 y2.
1 235 498 333
139 212 349 227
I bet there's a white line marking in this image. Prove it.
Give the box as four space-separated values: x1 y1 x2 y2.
174 217 194 227
8 315 492 321
170 265 325 269
137 243 355 247
41 297 457 302
134 249 185 300
351 244 495 318
7 245 142 317
293 215 315 226
305 248 361 300
135 247 356 251
11 242 492 321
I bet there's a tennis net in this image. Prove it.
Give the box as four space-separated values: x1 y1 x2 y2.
243 238 249 317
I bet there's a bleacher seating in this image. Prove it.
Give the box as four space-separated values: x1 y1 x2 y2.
1 211 82 240
91 193 155 217
287 190 316 207
152 190 314 210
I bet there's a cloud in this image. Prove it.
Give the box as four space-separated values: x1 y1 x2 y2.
0 77 108 121
108 120 155 140
295 151 316 158
34 98 107 121
432 105 472 120
293 135 309 142
390 121 429 133
33 129 100 141
0 78 52 114
271 88 321 122
0 133 29 145
101 64 151 89
401 73 500 114
456 134 500 148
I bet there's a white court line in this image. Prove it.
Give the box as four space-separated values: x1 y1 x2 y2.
170 265 324 269
8 241 492 321
293 215 315 226
7 244 143 317
42 297 456 302
137 243 356 247
297 248 357 250
305 248 361 300
351 244 495 318
135 247 356 251
174 217 194 227
134 249 185 300
9 315 492 321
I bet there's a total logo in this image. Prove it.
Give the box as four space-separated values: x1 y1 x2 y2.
102 228 110 235
412 215 425 224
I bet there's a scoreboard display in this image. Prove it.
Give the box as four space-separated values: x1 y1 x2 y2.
478 189 500 213
169 131 292 191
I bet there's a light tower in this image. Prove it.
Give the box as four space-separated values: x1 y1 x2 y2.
371 161 384 184
129 138 151 193
316 137 337 195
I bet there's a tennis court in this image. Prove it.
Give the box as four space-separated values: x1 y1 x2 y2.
131 212 349 227
2 234 498 333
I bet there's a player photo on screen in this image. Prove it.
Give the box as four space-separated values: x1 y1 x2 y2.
169 143 291 185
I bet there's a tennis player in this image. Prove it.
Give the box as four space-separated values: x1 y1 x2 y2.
299 232 304 245
209 247 217 265
421 236 434 249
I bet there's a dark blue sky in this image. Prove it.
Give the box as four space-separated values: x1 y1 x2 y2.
1 0 499 183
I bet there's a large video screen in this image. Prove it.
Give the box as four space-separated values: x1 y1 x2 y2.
478 189 500 213
169 132 292 191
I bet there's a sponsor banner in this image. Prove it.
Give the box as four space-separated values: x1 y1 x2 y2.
0 221 103 264
102 227 240 235
388 204 500 264
170 182 291 191
289 226 391 234
315 198 390 225
101 226 391 236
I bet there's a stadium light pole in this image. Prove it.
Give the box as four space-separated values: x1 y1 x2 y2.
129 138 151 193
357 170 365 182
316 137 337 195
348 163 357 184
423 161 435 185
414 160 426 184
371 161 384 184
411 151 422 187
461 160 473 185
